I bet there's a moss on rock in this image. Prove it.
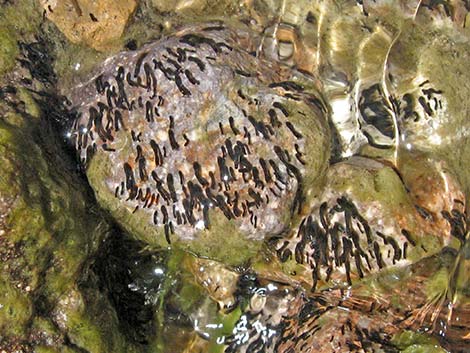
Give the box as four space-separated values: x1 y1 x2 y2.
0 78 138 351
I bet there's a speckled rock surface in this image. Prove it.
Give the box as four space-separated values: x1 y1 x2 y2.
1 0 470 352
271 156 464 290
39 0 137 51
68 24 330 264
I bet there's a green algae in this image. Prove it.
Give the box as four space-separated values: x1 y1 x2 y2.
328 160 415 225
181 209 263 266
206 307 242 353
1 116 100 301
0 0 41 75
145 250 242 352
0 81 136 351
35 347 78 353
424 267 451 302
0 26 19 76
52 41 109 92
151 250 187 352
0 0 42 35
0 278 32 337
392 330 447 353
0 0 469 351
61 296 127 353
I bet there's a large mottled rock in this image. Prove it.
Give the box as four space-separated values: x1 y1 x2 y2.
68 24 331 265
0 54 134 352
270 156 464 290
39 0 137 51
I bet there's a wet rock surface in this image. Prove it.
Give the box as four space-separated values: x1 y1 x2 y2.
1 0 470 352
68 23 330 264
39 0 137 51
0 61 119 352
224 250 462 353
271 156 462 290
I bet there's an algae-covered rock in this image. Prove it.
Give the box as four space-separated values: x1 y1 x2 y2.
0 0 43 75
0 26 19 76
392 331 447 353
39 0 137 51
398 149 465 236
270 156 463 290
0 59 134 352
67 23 330 265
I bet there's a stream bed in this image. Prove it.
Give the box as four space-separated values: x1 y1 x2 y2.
0 1 469 352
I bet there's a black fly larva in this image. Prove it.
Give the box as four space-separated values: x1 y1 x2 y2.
68 24 329 246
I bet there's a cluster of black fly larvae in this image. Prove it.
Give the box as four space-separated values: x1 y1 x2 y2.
399 80 443 123
357 83 397 150
70 30 236 161
69 26 311 242
441 204 467 244
121 100 305 243
272 196 418 290
355 80 444 152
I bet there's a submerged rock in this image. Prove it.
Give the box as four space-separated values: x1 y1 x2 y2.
39 0 137 51
188 257 239 311
151 0 239 19
270 156 464 290
1 0 469 352
68 23 330 264
222 248 464 353
0 35 139 352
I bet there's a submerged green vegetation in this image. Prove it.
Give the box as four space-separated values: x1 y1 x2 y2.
0 0 470 352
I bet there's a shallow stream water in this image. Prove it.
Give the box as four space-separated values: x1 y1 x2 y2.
0 1 470 352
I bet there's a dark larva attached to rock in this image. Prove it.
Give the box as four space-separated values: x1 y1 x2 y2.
270 157 461 290
67 24 330 257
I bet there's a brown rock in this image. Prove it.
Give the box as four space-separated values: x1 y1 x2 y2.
151 0 237 17
39 0 137 51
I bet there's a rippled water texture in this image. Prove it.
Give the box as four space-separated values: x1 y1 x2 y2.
0 0 470 352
